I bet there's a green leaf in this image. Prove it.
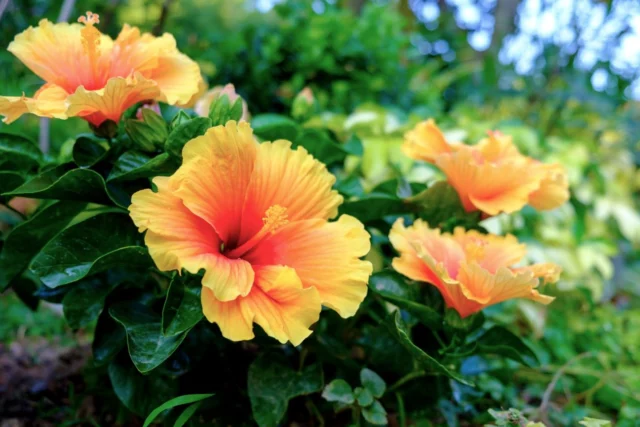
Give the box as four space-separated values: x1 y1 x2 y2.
107 151 178 182
251 114 300 142
162 275 203 336
354 386 373 407
143 393 214 427
72 137 109 168
579 417 612 427
322 379 355 404
361 400 388 425
108 356 178 416
476 325 539 367
170 110 191 129
369 272 442 329
0 132 42 171
360 368 386 398
173 402 203 427
11 276 39 311
62 277 115 329
405 181 479 229
386 311 472 386
444 308 484 332
248 353 323 427
30 213 150 288
125 108 169 152
294 129 348 165
3 164 127 207
110 301 189 373
343 134 364 156
0 172 25 202
165 117 212 158
338 193 406 223
93 311 126 366
208 94 244 126
0 201 87 291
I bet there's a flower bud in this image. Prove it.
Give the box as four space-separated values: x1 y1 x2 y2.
194 84 250 124
291 87 316 121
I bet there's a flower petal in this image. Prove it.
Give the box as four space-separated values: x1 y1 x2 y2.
8 19 113 93
129 177 254 301
0 83 68 123
66 73 160 126
201 265 321 345
389 218 464 284
452 228 527 273
246 215 372 318
239 139 343 243
402 119 453 163
528 163 569 210
169 121 257 247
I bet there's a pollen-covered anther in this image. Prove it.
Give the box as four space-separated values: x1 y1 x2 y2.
262 204 289 234
78 11 100 25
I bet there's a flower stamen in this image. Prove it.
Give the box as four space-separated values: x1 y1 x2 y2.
78 12 101 78
225 205 288 259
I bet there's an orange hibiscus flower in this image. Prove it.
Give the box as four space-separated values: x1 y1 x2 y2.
390 218 558 318
129 121 372 345
0 12 202 127
403 120 569 215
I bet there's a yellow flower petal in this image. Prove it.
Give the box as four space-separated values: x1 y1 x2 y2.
66 73 160 126
402 119 452 163
169 121 257 247
0 83 68 123
247 215 372 318
528 163 570 210
238 139 343 244
201 266 321 345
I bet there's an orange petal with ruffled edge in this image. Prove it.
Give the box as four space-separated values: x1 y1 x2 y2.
437 149 543 215
452 228 527 274
129 176 254 302
0 83 68 123
389 218 464 285
238 139 343 244
475 131 521 162
246 215 372 318
8 19 113 93
66 73 160 126
402 119 453 164
528 163 569 210
201 266 321 345
169 121 257 247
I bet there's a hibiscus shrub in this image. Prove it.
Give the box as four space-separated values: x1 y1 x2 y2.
0 13 570 427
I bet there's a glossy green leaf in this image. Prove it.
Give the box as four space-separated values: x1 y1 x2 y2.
476 325 539 367
93 311 126 366
354 386 373 407
0 132 42 171
125 108 169 152
165 117 212 158
386 311 472 386
107 152 178 182
72 137 109 168
295 129 348 165
108 356 178 416
162 275 204 336
369 272 442 329
0 201 87 291
251 114 300 142
360 368 386 398
322 379 355 404
143 393 214 427
30 213 150 288
110 301 189 373
444 308 484 332
338 193 406 223
362 400 388 425
343 134 364 156
62 277 115 329
3 164 127 207
248 353 323 427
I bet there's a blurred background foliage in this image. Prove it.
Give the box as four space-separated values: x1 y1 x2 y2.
1 0 639 425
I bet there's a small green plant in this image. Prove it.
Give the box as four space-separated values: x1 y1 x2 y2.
322 368 388 425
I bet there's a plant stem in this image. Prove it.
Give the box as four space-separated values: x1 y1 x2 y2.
395 392 406 427
388 370 428 392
